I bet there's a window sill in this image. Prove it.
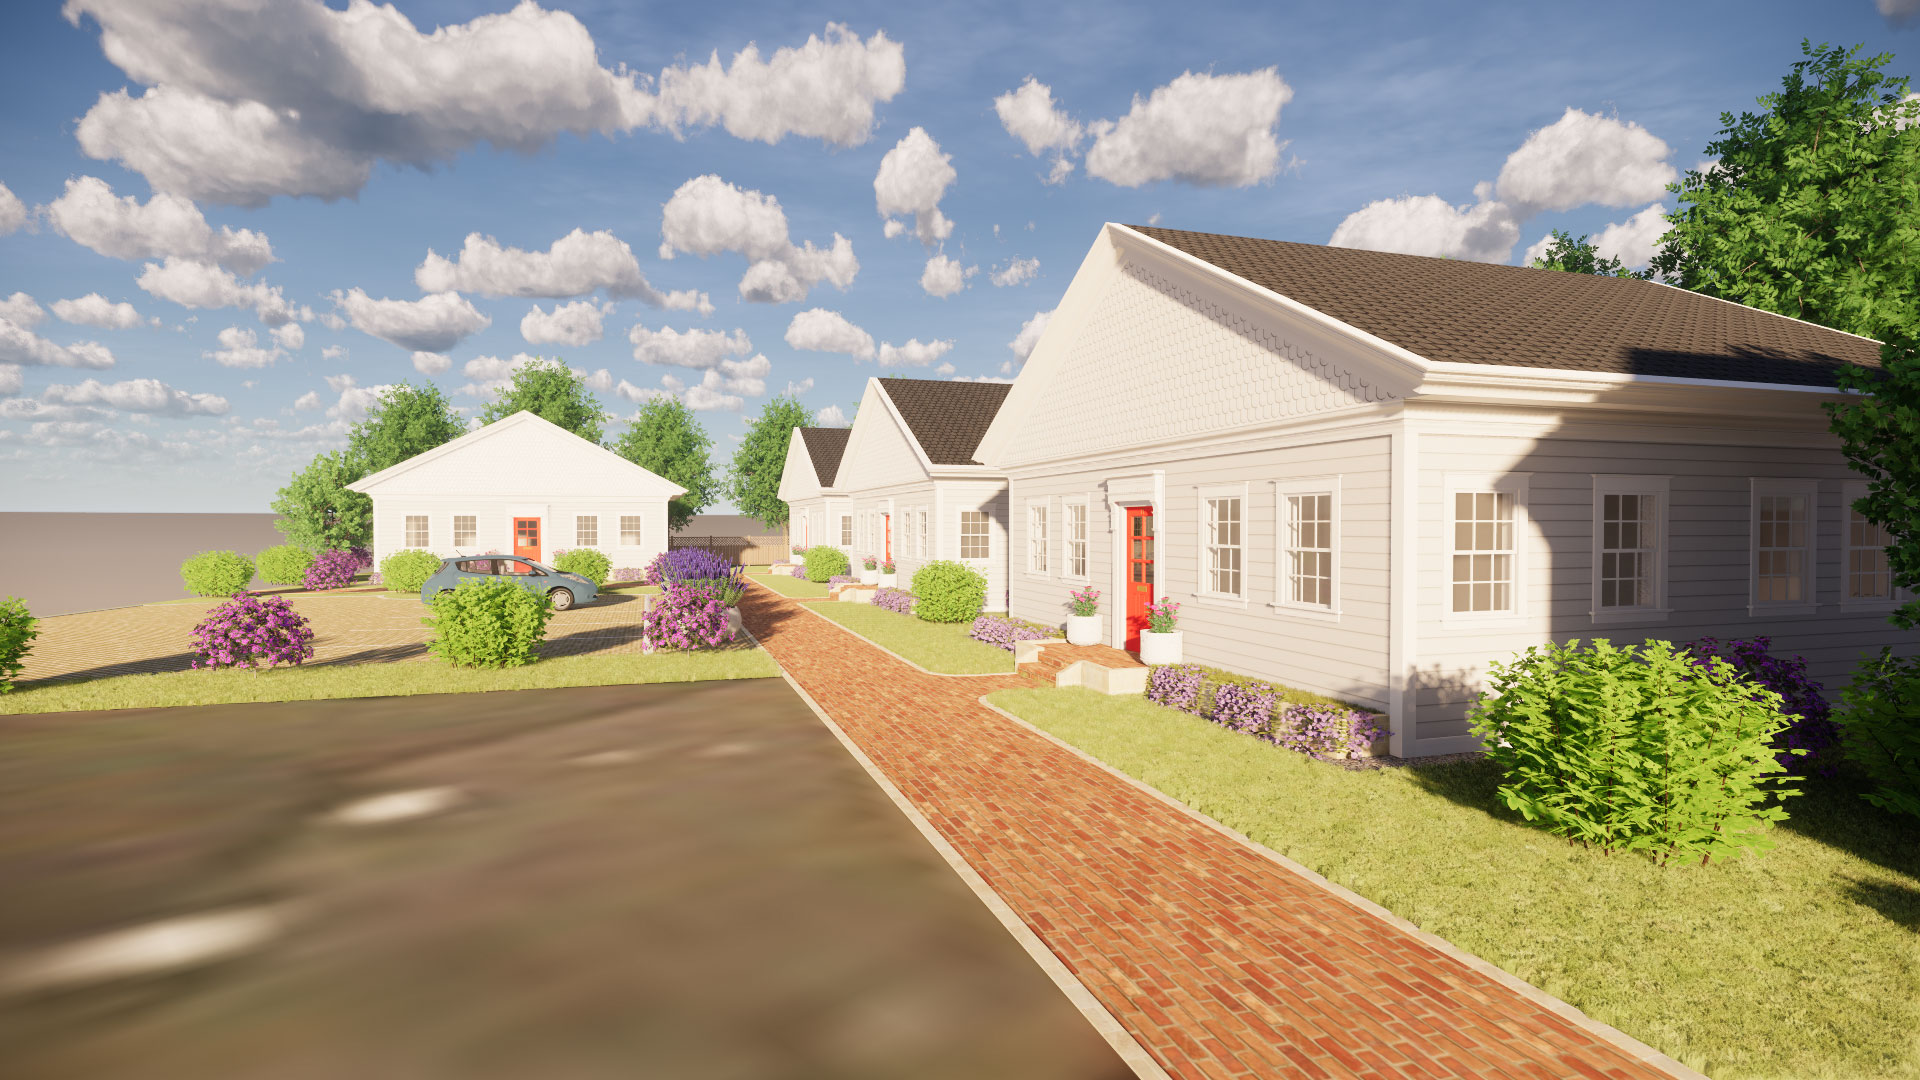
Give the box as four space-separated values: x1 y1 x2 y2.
1187 591 1250 611
1839 599 1902 614
1589 607 1672 627
1267 601 1342 623
1747 603 1818 618
1440 611 1526 628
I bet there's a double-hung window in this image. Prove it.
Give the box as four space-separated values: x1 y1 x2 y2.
960 510 990 559
576 515 598 547
1448 474 1529 617
1199 485 1245 600
1028 502 1049 574
840 514 853 546
453 515 477 548
405 514 430 548
1750 479 1817 614
1591 475 1669 622
621 515 643 545
917 508 928 558
1063 500 1089 579
1274 478 1338 613
1843 481 1893 606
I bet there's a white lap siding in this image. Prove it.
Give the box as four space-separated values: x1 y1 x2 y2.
368 496 668 572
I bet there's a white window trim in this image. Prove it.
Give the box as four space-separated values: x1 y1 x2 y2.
1840 480 1903 611
1749 477 1819 617
1589 475 1671 626
405 513 431 549
959 508 992 562
1442 472 1531 626
1061 497 1091 583
1193 482 1250 609
453 514 478 549
839 513 852 548
1271 476 1342 622
620 514 644 546
576 514 599 549
1025 499 1050 577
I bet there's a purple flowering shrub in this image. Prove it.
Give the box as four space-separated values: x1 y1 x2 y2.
303 548 362 590
189 593 315 670
642 584 732 650
872 587 916 615
969 614 1052 651
1686 636 1837 776
1146 662 1382 758
344 546 373 571
828 575 857 586
789 564 808 579
1146 663 1205 713
1273 705 1388 757
1212 680 1276 735
609 568 649 583
648 547 736 585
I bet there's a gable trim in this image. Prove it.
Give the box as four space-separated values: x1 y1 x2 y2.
347 411 686 497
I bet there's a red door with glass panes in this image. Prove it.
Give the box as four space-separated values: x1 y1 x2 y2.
1124 506 1155 652
884 514 892 562
513 517 541 566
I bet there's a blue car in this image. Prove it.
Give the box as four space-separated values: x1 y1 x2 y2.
420 556 598 610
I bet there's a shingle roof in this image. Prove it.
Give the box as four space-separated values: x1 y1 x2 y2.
877 378 1013 465
797 426 850 486
1130 225 1883 388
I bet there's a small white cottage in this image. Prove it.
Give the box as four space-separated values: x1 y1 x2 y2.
347 410 685 571
777 426 851 554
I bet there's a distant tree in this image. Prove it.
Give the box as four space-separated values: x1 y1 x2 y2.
479 357 608 444
1826 333 1920 628
1530 230 1649 279
271 451 371 551
347 381 464 474
1650 40 1920 340
613 398 719 532
729 393 811 531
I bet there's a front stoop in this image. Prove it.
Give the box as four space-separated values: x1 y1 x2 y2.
1015 640 1148 695
829 583 878 604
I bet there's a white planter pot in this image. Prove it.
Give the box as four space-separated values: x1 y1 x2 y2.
1138 630 1183 666
725 608 744 640
877 573 898 588
859 568 880 585
1066 613 1101 646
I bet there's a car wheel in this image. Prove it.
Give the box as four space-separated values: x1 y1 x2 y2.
548 587 575 611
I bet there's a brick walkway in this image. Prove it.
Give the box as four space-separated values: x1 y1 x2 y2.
740 584 1682 1080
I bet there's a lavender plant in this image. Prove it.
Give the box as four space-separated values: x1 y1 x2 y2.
1212 680 1276 736
642 584 732 650
872 587 916 615
1146 663 1205 713
303 548 362 590
189 593 316 670
969 614 1051 651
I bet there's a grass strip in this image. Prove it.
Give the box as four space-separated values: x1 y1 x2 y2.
747 573 831 599
988 686 1920 1080
806 603 1014 675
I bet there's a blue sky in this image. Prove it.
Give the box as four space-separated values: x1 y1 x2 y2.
0 0 1911 512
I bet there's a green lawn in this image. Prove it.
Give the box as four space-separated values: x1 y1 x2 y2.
747 572 831 598
988 687 1920 1080
806 604 1015 674
0 644 779 715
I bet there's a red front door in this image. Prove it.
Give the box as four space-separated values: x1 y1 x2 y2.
1124 506 1155 652
513 517 541 564
884 514 892 562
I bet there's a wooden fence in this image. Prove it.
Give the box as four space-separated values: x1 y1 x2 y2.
668 534 790 565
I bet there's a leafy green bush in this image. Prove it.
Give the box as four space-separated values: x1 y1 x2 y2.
423 577 553 668
553 547 612 586
255 543 315 585
180 550 256 597
911 560 987 623
1838 648 1920 820
380 549 443 594
0 596 38 693
803 545 850 583
1469 638 1801 864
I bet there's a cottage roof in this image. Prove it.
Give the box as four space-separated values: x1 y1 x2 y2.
876 378 1013 465
1131 225 1884 388
796 426 851 486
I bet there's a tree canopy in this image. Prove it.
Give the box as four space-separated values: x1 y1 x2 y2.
346 381 464 475
479 357 609 444
270 450 371 551
1529 230 1648 279
1649 40 1920 340
1827 334 1920 629
612 397 719 532
728 394 812 529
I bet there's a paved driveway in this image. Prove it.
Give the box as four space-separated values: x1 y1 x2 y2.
1 680 1127 1079
17 589 659 685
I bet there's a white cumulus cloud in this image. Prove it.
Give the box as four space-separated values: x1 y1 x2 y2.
411 351 451 375
42 376 227 415
414 228 709 313
331 289 490 353
42 176 273 272
920 253 976 298
521 300 610 346
1329 191 1522 263
0 365 18 395
270 321 304 350
994 77 1083 164
205 325 283 368
627 323 753 370
990 257 1039 287
873 127 956 245
649 22 905 147
0 292 45 329
0 182 24 235
293 389 320 410
1591 203 1671 269
659 175 858 303
877 338 953 368
783 308 874 361
1085 69 1293 188
137 257 305 325
1009 308 1053 362
0 318 116 369
814 403 847 426
50 293 144 329
1494 108 1676 213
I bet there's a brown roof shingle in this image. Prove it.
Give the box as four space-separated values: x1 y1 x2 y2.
877 378 1012 465
1131 225 1883 388
797 426 850 486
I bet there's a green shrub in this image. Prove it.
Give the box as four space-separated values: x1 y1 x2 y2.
180 550 256 597
1469 638 1801 865
0 596 37 692
380 549 443 594
255 543 315 585
423 577 553 668
911 560 987 623
803 545 850 583
1838 648 1920 820
553 547 612 586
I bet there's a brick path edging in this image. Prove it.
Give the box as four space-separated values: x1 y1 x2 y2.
973 695 1709 1080
788 600 1017 679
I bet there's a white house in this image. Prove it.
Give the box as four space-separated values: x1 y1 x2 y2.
827 377 1013 608
776 426 851 554
974 223 1912 758
347 410 685 572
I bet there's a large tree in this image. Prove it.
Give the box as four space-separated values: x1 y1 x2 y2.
270 451 372 551
347 381 464 474
728 393 811 530
613 398 719 532
1530 230 1649 279
480 357 608 444
1649 41 1920 341
1827 334 1920 629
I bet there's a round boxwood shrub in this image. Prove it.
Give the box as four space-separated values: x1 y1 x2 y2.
424 576 554 668
803 545 850 583
180 550 256 597
303 548 361 590
553 547 612 586
188 593 315 670
0 596 39 693
381 549 443 594
911 560 987 623
255 544 315 586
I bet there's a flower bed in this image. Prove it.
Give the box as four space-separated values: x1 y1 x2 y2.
872 587 915 615
970 613 1054 652
1147 663 1384 759
828 575 857 587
